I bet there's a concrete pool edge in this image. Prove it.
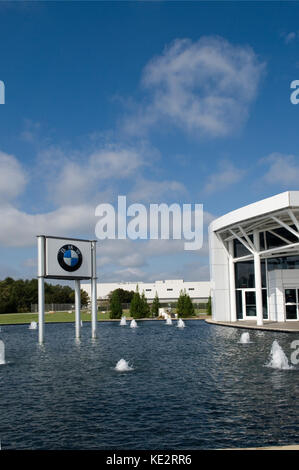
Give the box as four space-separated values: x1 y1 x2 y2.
224 444 299 450
205 318 299 333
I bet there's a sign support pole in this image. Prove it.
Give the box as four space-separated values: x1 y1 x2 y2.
37 236 45 344
74 279 81 339
91 240 97 339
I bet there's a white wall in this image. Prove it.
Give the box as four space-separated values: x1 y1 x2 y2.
81 279 211 302
209 228 230 321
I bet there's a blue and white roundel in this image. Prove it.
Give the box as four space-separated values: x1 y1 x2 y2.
57 244 83 272
63 249 79 267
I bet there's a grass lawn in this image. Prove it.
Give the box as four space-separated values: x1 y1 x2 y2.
0 308 208 325
0 310 111 325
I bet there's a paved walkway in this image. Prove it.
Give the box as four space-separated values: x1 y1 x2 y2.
206 318 299 333
228 444 299 450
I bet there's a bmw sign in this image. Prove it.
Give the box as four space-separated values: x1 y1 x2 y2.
37 235 97 343
44 236 92 279
57 244 83 272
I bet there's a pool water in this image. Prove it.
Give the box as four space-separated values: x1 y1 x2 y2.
0 320 298 449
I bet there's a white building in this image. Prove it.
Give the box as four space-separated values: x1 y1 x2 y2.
209 191 299 325
81 279 211 304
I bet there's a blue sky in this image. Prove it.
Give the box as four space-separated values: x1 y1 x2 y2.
1 1 299 283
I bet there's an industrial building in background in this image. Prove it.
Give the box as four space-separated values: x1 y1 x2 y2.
81 279 211 305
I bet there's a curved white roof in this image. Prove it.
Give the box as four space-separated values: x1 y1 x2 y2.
210 191 299 233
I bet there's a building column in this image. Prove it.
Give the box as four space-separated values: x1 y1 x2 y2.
228 240 237 322
253 231 263 326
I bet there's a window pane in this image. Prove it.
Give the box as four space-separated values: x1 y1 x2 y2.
285 289 296 303
259 232 265 250
235 261 255 288
261 260 266 288
246 305 256 316
245 291 256 317
236 290 243 319
286 305 297 320
266 226 297 250
268 255 299 271
234 239 250 258
245 291 256 305
262 289 268 319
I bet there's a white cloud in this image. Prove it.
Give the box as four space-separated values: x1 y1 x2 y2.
0 151 27 201
46 144 147 205
128 177 186 203
150 263 210 283
22 258 37 268
282 32 297 44
203 160 245 194
124 36 265 137
0 203 95 247
104 267 148 282
96 204 213 278
0 263 21 279
97 239 183 269
261 153 299 186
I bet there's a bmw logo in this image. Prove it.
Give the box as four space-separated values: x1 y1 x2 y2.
57 244 83 272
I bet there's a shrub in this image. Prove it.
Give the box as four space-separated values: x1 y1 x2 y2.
109 289 123 319
177 290 195 318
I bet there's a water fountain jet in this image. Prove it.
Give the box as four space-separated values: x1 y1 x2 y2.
115 358 133 371
29 321 37 330
266 340 293 370
130 319 137 328
0 340 5 365
120 316 127 326
166 316 172 325
177 318 185 328
239 332 250 344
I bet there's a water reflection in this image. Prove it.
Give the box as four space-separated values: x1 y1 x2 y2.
0 321 297 450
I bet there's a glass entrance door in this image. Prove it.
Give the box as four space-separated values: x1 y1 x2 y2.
285 289 299 320
242 289 256 319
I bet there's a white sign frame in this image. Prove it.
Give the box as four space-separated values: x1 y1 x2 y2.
44 236 93 280
37 235 98 343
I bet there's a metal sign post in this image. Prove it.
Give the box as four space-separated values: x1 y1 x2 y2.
74 279 81 339
37 235 97 344
37 236 45 344
91 240 97 339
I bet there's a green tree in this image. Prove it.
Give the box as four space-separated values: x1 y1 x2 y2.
176 290 185 317
109 289 123 319
0 278 17 313
140 291 150 318
151 292 160 317
183 293 195 317
207 295 212 316
176 290 195 318
0 277 88 314
108 288 134 304
130 292 141 319
80 289 89 307
108 288 135 305
130 286 143 319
